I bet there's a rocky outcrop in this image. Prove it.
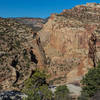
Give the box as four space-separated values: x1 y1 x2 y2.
0 18 47 91
0 91 27 100
39 3 100 84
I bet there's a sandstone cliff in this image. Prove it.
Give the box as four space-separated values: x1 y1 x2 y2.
39 3 100 85
0 18 47 91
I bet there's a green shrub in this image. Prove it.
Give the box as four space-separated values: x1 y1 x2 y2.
54 85 71 100
22 70 53 100
81 63 100 97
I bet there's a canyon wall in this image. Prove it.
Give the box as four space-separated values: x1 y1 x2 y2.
0 18 47 91
39 3 100 84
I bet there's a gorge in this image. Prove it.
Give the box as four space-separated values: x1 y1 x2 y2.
0 3 100 99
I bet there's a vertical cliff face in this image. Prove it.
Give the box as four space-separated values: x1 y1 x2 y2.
39 3 100 84
0 18 47 91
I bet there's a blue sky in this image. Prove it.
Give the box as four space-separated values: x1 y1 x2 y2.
0 0 100 18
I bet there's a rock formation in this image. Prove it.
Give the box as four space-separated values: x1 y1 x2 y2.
0 91 27 100
38 3 100 85
0 18 46 91
0 3 100 92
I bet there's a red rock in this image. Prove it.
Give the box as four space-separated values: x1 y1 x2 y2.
39 3 100 84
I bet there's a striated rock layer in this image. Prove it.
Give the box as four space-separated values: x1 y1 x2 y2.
0 18 47 91
39 3 100 85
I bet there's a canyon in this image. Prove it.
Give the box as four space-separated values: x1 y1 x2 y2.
0 3 100 97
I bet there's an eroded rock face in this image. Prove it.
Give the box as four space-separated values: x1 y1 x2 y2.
0 18 46 91
39 3 100 84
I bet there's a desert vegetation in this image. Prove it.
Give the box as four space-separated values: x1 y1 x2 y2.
22 70 71 100
78 63 100 100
